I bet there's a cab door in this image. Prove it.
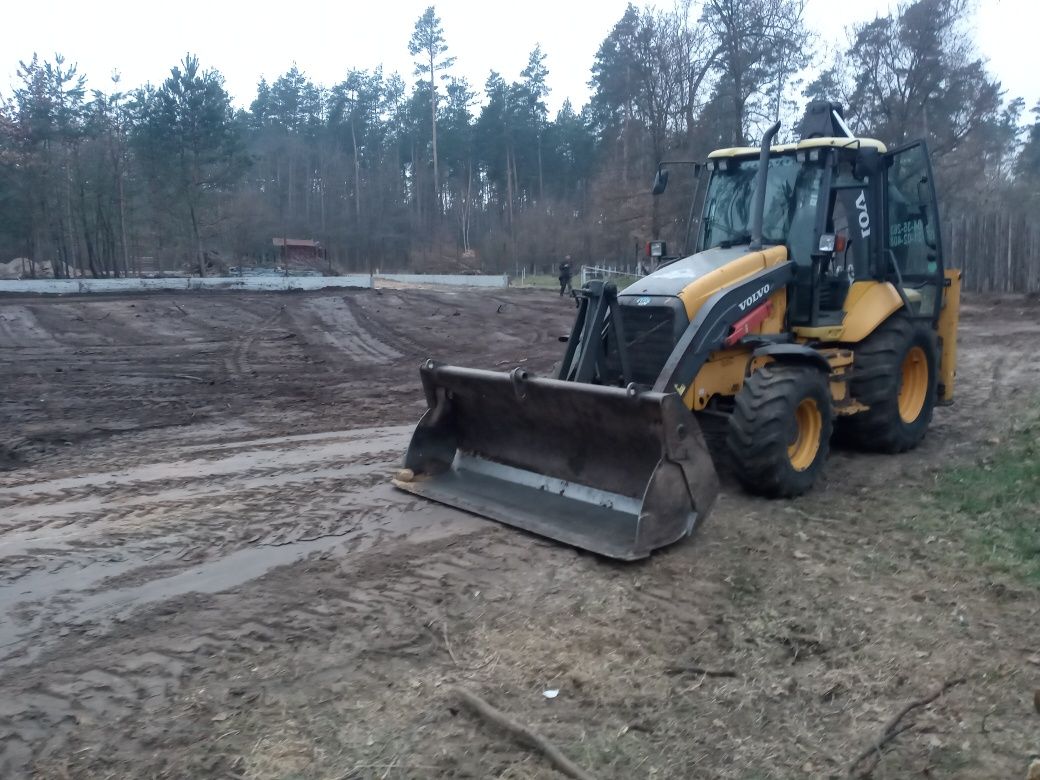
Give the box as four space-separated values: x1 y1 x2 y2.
882 141 945 323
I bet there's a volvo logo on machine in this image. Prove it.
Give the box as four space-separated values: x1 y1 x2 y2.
855 190 871 238
737 284 771 312
635 296 652 306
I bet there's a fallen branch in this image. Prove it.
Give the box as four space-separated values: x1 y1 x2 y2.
441 620 460 667
664 666 738 678
848 677 967 777
449 686 597 780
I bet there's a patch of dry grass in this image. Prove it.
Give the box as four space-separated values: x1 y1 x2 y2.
935 401 1040 582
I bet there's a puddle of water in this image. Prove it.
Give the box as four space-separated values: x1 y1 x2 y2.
0 533 188 657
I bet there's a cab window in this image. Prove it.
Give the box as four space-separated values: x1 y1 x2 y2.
885 142 942 318
887 144 939 277
701 156 822 254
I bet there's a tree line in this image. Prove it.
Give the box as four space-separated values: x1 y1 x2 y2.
0 0 1037 288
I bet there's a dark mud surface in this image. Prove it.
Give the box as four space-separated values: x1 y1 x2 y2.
1 288 1038 778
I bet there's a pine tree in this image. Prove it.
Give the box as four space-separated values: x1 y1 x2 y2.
134 54 247 276
408 6 455 218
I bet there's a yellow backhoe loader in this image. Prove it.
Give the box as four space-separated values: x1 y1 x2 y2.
394 101 962 560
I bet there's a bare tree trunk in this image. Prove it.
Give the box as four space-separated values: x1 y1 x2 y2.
351 120 362 224
537 134 544 203
117 167 130 277
732 75 744 145
190 202 205 277
512 150 520 210
287 154 294 220
304 155 311 226
621 117 629 184
430 50 440 219
1006 212 1013 293
505 147 515 228
463 161 473 252
651 188 660 239
77 181 100 278
64 157 80 277
413 142 422 224
320 154 328 234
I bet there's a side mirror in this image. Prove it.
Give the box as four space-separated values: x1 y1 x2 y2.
854 148 881 179
651 169 669 195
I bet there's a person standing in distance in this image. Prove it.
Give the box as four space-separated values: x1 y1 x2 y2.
558 257 573 296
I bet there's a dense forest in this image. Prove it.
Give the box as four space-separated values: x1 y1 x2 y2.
1 0 1038 288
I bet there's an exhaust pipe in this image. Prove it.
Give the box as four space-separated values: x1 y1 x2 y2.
749 120 782 252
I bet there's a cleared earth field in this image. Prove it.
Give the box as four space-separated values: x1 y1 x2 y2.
0 287 1038 779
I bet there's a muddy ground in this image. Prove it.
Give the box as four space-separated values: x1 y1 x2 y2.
0 287 1038 779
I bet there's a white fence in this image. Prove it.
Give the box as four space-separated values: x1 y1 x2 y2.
580 265 645 287
376 273 508 288
0 273 509 295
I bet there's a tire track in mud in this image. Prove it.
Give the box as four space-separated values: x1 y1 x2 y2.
0 524 542 778
0 413 502 776
345 291 443 361
0 425 481 666
0 469 399 588
223 303 287 381
350 289 571 382
307 296 403 364
3 291 1038 778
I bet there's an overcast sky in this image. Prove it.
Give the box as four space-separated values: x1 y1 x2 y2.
3 0 1038 118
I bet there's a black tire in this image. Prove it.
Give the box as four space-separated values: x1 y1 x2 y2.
727 365 833 498
841 315 938 453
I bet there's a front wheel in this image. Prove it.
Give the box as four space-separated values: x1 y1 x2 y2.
727 365 833 498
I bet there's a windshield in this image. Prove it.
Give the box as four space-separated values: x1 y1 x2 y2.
700 155 822 256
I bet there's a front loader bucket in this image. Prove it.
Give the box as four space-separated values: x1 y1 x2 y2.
393 361 719 560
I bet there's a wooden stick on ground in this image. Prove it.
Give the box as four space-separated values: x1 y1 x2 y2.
449 686 598 780
663 665 738 678
848 677 967 778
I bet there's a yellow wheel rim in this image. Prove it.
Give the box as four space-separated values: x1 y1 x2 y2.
898 346 928 423
788 398 822 471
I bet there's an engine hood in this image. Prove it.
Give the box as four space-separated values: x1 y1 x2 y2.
620 244 789 321
620 246 753 298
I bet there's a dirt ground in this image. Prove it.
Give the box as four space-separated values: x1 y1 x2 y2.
0 287 1038 779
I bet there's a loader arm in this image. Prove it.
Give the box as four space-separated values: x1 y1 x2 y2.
558 281 633 385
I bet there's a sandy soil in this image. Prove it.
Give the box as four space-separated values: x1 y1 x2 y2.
0 287 1038 779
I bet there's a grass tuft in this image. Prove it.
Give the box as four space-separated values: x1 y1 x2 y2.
935 401 1040 582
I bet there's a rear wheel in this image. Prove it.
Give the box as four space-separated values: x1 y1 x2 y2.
841 315 938 452
727 365 833 498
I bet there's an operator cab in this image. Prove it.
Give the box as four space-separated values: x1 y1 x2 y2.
699 103 945 329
